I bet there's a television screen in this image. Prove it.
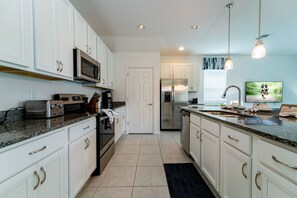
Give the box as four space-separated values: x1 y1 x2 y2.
245 81 283 103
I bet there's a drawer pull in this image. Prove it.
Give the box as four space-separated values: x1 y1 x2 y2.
200 133 202 142
228 135 239 142
29 146 47 155
84 138 90 149
255 171 261 190
196 130 200 139
34 171 40 190
40 167 47 185
272 155 297 170
241 162 247 179
83 126 90 130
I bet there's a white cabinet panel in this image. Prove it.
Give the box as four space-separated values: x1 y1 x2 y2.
73 10 88 53
221 142 251 198
85 130 97 178
201 129 220 192
190 122 201 166
172 64 184 78
87 28 97 60
0 0 33 68
160 64 172 78
97 38 108 86
185 65 199 92
108 49 115 88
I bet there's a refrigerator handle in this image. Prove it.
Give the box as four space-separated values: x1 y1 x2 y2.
172 80 175 112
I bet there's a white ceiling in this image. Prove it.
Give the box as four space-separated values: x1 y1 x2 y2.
69 0 297 56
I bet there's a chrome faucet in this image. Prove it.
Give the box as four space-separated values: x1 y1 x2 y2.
222 85 242 107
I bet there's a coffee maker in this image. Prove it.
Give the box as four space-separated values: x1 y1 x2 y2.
102 91 113 109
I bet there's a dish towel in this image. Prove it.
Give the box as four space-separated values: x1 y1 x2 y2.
102 109 119 124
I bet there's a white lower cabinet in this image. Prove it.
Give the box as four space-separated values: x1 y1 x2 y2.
0 147 68 198
201 129 220 192
190 122 201 166
253 163 297 198
220 142 251 198
69 130 96 198
114 106 126 143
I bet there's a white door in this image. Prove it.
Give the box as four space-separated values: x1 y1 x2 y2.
190 123 201 166
73 10 88 53
84 130 97 179
37 147 68 198
127 68 153 133
0 165 36 198
221 142 251 198
0 0 34 68
201 129 220 192
253 164 297 198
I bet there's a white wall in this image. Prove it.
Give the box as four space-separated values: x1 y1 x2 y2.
113 52 161 133
226 55 297 107
0 72 102 111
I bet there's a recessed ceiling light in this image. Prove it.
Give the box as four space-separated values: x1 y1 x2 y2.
137 24 145 30
190 25 199 30
179 46 185 51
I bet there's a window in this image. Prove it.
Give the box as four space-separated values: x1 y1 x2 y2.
203 70 227 104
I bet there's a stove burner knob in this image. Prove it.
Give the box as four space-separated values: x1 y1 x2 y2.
59 104 63 108
50 104 56 109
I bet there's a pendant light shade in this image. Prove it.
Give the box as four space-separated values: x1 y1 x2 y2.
224 3 234 70
252 0 266 59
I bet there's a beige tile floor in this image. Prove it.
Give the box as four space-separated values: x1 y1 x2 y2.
76 132 192 198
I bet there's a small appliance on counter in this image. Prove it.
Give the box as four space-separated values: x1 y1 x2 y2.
102 91 113 109
25 100 64 119
54 94 88 113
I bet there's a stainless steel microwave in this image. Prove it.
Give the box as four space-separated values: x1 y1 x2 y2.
74 48 100 83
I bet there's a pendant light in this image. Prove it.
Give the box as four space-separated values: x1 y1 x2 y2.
252 0 266 59
224 3 234 70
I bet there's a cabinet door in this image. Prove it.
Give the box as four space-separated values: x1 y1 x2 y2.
160 64 172 78
34 0 57 73
108 49 115 88
87 27 97 60
191 65 199 91
73 10 88 53
0 165 36 198
114 114 121 143
121 107 126 135
184 65 193 91
97 38 108 86
0 0 33 68
84 130 97 179
201 130 220 192
221 142 251 198
69 137 85 198
55 0 73 78
37 147 68 198
190 123 201 166
172 64 185 78
253 164 297 198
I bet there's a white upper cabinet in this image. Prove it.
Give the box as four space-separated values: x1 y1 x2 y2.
160 64 172 78
185 65 199 92
73 10 97 60
87 28 97 60
172 64 185 78
34 0 73 79
97 38 108 87
108 49 115 89
73 10 88 53
0 0 34 68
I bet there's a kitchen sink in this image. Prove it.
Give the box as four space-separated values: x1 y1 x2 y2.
200 110 252 118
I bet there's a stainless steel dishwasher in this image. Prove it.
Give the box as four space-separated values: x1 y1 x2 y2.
180 110 190 154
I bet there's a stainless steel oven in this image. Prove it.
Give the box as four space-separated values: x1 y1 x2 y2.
73 48 100 83
93 114 115 175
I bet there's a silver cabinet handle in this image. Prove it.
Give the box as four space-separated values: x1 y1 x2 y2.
255 171 261 190
83 126 90 130
59 61 63 72
272 155 297 170
196 130 200 139
34 171 40 190
200 132 202 142
89 47 91 55
103 79 105 84
111 82 113 87
84 139 89 150
122 114 125 119
228 135 239 142
116 118 119 124
40 167 46 185
242 162 247 179
56 60 61 71
87 138 90 147
86 44 88 53
148 103 153 106
29 146 47 155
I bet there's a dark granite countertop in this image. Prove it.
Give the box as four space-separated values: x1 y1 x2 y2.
180 105 297 149
113 101 125 109
0 112 97 149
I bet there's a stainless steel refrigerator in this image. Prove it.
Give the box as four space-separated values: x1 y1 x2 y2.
160 78 188 130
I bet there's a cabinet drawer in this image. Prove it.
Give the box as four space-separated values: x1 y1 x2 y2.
202 118 220 137
0 128 67 183
68 117 96 142
221 126 251 155
257 139 297 183
190 113 201 126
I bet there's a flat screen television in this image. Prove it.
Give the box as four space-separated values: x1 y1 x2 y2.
245 81 283 103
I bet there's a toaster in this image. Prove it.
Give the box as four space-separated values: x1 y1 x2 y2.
26 100 64 118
